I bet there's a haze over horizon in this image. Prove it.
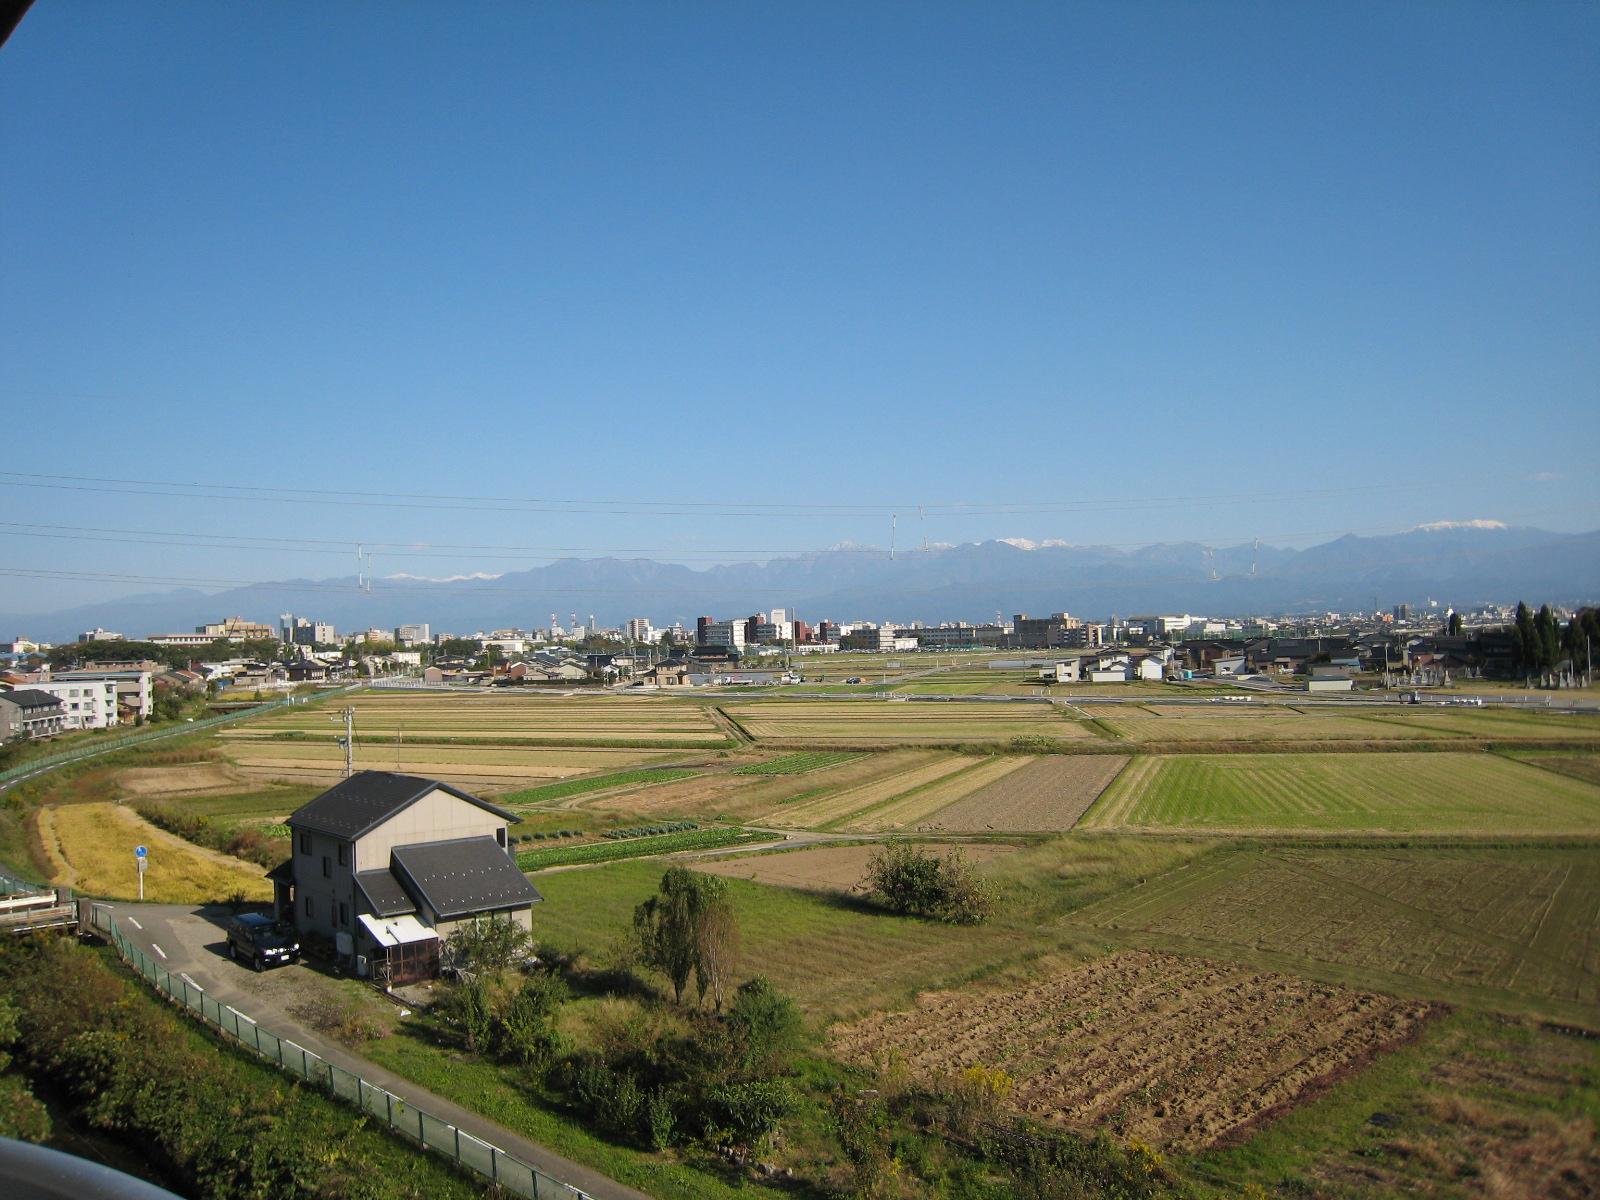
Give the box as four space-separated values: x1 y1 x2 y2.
2 3 1596 613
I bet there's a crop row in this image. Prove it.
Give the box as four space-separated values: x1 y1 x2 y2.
735 752 867 775
602 820 699 840
500 768 699 805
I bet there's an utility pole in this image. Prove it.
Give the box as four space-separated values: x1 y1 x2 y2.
332 707 355 778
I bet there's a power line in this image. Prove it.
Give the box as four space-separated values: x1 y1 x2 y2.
0 468 1584 519
1 532 1590 600
0 504 1592 563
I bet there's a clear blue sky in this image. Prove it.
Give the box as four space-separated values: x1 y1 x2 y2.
1 1 1595 612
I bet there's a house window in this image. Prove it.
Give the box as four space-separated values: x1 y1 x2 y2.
304 895 313 918
338 902 349 927
337 843 348 867
322 856 331 878
496 827 507 848
300 833 311 855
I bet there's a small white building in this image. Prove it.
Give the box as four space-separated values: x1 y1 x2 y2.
1137 657 1166 682
1213 656 1246 676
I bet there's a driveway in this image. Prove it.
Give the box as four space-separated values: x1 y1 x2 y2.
95 901 649 1200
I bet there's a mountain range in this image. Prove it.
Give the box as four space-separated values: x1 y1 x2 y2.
5 523 1596 642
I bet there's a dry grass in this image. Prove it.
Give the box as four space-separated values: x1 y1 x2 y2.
843 756 1034 832
768 753 975 829
222 739 675 789
35 802 270 903
922 755 1130 832
722 699 1091 743
829 949 1439 1151
234 691 727 743
692 841 1019 894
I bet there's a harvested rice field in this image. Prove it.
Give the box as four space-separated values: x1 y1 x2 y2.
920 755 1130 831
1068 847 1600 1019
35 802 270 903
584 753 913 819
115 761 249 797
767 752 978 829
842 756 1034 832
1509 751 1600 787
221 739 676 789
1080 752 1600 836
235 692 727 744
828 948 1439 1151
1094 710 1450 743
1362 707 1600 741
693 841 1018 893
723 699 1090 743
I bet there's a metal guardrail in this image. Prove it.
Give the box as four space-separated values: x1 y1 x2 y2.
87 906 591 1199
0 684 364 787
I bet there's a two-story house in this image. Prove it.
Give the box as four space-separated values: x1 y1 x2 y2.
272 771 542 984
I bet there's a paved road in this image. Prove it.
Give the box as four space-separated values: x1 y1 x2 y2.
97 902 651 1200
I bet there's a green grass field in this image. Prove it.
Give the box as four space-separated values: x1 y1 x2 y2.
1081 751 1600 836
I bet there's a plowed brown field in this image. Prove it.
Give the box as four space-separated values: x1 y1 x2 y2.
829 949 1437 1151
920 755 1129 831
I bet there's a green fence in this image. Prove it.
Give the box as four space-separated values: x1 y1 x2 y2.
0 685 360 787
88 906 592 1199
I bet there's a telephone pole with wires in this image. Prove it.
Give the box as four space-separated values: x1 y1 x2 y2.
331 707 355 778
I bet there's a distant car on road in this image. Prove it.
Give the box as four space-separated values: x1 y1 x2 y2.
226 913 300 971
844 676 862 684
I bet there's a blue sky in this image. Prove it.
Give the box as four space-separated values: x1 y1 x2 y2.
1 1 1595 613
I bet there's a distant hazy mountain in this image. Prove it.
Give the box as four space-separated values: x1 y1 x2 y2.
5 523 1595 641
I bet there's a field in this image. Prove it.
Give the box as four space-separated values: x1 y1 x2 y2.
1094 709 1450 743
577 752 925 819
1064 846 1600 1022
693 841 1018 893
1080 751 1600 836
231 691 727 744
515 826 781 871
829 948 1439 1151
1362 707 1600 740
499 767 702 807
530 857 1046 1018
734 751 868 775
722 699 1090 743
765 752 980 829
840 755 1034 832
922 755 1130 831
115 761 249 796
1510 751 1600 786
34 802 271 903
220 739 678 788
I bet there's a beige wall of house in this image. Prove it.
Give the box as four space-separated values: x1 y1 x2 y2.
354 787 504 872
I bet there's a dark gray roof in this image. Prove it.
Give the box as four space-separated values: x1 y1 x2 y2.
287 771 518 840
355 869 418 918
391 837 543 920
0 689 66 712
265 860 295 884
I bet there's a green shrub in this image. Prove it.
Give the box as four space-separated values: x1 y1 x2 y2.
865 839 994 925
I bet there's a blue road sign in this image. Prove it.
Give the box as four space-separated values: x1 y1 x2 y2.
135 845 148 858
